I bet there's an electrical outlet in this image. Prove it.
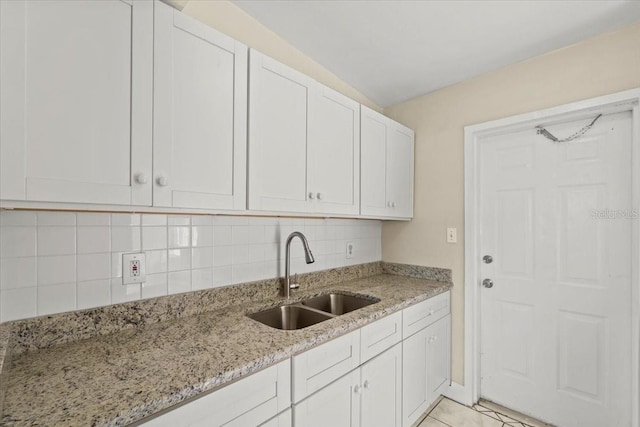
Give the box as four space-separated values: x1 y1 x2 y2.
346 242 354 259
446 228 457 244
122 252 146 285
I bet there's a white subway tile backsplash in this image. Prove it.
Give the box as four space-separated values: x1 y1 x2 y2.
168 270 191 294
212 265 232 288
168 215 190 226
38 255 75 286
111 213 140 226
1 287 37 321
168 226 190 248
77 226 110 253
77 253 111 282
77 213 110 226
146 250 168 274
0 211 382 321
111 227 141 252
142 227 167 251
1 227 37 258
142 273 167 299
214 226 232 246
168 249 190 272
191 268 213 291
37 283 75 315
142 214 167 226
0 211 36 226
77 279 111 309
213 246 233 267
37 227 76 256
191 247 213 269
111 279 140 304
0 257 37 290
37 212 76 226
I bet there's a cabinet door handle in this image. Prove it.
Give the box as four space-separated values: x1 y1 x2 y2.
308 192 315 200
156 176 169 187
363 380 370 390
316 192 323 200
354 385 361 394
387 201 393 207
391 202 397 208
134 173 148 184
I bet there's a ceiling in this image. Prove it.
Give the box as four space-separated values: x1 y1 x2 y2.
231 0 640 107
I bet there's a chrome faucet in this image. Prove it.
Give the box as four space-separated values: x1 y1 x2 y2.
284 231 315 299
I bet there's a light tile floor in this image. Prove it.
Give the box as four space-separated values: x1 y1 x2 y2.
418 397 555 427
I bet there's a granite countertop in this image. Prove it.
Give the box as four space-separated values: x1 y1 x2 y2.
0 263 452 426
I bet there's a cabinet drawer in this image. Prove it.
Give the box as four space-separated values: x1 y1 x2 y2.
292 329 361 403
402 291 450 338
360 311 402 363
140 360 290 427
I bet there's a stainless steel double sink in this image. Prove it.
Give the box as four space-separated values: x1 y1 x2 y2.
248 293 380 330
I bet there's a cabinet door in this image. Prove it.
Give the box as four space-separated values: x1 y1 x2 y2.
360 343 402 427
0 0 152 205
402 327 429 427
360 106 389 217
258 409 292 427
140 360 290 427
293 370 360 427
386 123 414 218
153 1 247 210
308 85 360 215
248 50 314 213
426 315 451 404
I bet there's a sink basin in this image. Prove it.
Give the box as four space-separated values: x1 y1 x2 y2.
248 305 333 330
302 293 379 315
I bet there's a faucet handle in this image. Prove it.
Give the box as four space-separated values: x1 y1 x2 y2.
290 273 300 290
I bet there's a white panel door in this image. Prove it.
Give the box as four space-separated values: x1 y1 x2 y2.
360 106 389 217
0 0 152 205
386 123 415 218
248 50 313 213
293 370 360 427
480 111 633 427
308 85 360 215
360 343 402 427
153 1 247 210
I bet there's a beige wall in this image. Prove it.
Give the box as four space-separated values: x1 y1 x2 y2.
383 21 640 384
181 0 382 112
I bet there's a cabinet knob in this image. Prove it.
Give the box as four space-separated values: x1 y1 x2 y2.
392 202 397 208
134 173 148 184
316 192 323 200
354 385 361 394
156 176 169 187
363 380 370 389
308 192 315 200
387 201 392 207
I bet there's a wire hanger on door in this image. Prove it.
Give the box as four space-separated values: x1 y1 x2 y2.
535 114 602 143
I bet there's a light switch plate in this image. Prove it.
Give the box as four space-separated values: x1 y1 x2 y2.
446 228 457 244
122 252 146 285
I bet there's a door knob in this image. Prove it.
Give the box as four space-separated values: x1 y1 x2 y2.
482 278 494 288
483 255 493 264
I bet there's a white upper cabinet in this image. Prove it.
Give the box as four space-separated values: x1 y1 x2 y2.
0 0 153 205
308 86 360 215
361 106 415 219
248 50 314 213
153 1 247 210
248 50 361 215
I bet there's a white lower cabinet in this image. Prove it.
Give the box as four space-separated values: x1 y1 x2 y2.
139 360 290 427
402 315 451 427
294 343 402 427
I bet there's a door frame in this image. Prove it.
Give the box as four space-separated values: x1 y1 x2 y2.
458 88 640 426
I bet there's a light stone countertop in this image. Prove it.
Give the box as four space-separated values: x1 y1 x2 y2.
0 269 451 426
